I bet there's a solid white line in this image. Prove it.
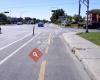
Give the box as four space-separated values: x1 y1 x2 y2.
0 33 32 51
0 32 41 65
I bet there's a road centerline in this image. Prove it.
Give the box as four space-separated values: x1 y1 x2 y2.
45 33 52 54
48 33 51 45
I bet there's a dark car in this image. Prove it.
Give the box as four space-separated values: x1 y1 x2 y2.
83 23 100 29
38 22 44 27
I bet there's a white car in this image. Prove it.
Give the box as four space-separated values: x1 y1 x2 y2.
17 22 23 25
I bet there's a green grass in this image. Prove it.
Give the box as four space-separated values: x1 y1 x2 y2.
64 24 84 28
77 32 100 46
64 24 78 28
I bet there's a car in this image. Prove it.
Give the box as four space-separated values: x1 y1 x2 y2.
17 22 23 25
38 22 44 27
83 23 100 29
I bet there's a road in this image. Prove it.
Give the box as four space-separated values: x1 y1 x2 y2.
0 24 91 80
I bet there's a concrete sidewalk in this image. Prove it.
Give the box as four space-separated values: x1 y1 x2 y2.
63 32 100 80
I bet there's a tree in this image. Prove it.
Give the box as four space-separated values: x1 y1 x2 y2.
32 18 37 24
50 9 65 23
73 14 83 23
10 17 18 24
0 13 8 24
25 17 32 21
17 17 23 22
42 19 49 23
24 17 32 24
67 15 73 21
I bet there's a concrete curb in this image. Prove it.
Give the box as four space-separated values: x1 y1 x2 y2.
63 33 100 80
74 49 97 80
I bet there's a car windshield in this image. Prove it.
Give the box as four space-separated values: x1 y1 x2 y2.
0 0 100 80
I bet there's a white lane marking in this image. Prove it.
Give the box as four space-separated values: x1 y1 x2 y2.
0 32 41 65
0 33 32 51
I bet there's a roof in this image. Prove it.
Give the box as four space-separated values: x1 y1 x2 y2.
89 9 100 14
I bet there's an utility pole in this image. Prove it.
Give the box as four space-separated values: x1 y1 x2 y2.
78 0 81 27
86 0 89 33
78 0 81 21
79 0 89 33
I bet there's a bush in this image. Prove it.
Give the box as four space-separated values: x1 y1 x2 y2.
65 24 71 27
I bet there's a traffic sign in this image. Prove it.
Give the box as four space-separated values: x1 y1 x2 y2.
29 48 43 62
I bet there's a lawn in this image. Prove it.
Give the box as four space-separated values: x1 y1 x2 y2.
77 32 100 46
64 24 84 28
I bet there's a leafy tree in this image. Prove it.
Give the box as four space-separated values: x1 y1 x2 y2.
17 17 23 22
50 9 65 23
67 15 73 21
10 17 18 24
32 18 37 24
42 19 49 23
25 17 32 21
0 13 8 24
73 14 83 23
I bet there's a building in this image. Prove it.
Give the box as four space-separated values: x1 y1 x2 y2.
84 9 100 29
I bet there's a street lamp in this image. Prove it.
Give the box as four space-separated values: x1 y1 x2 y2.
79 0 89 33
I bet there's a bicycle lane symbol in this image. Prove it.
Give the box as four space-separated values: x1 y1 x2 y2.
29 48 43 62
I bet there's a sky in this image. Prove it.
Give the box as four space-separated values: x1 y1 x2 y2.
0 0 99 20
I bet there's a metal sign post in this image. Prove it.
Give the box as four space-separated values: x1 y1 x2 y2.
33 24 35 36
0 27 1 34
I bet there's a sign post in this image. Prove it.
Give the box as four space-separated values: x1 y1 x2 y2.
33 25 35 36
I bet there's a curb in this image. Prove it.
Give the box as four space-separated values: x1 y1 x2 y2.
73 49 97 80
63 33 98 80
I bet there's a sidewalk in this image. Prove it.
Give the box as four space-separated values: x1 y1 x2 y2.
63 32 100 80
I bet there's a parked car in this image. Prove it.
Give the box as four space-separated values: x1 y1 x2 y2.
83 22 100 29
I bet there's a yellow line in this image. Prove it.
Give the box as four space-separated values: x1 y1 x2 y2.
48 33 51 45
45 46 49 54
44 33 51 54
38 61 47 80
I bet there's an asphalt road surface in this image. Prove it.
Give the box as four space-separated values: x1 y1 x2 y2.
0 24 91 80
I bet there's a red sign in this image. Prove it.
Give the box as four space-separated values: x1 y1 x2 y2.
29 48 43 62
